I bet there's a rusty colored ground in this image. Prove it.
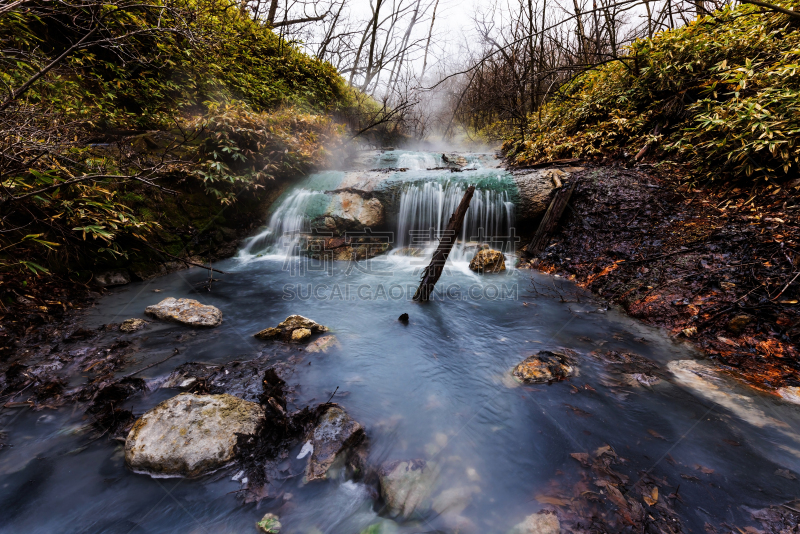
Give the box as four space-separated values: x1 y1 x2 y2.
523 165 800 393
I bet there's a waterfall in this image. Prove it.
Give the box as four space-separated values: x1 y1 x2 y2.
238 152 516 261
239 189 320 258
395 181 515 253
396 152 441 170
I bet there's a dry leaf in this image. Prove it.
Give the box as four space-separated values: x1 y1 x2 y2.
643 486 658 506
535 494 568 506
570 452 591 467
595 444 617 457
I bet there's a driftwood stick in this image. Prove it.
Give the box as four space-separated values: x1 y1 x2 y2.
413 185 475 302
526 179 578 255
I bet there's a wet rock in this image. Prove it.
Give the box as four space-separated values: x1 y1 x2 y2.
95 270 131 287
469 249 506 273
302 236 389 262
379 459 439 518
668 360 800 434
125 393 264 477
119 318 148 333
432 485 481 515
291 328 312 342
254 315 328 342
161 358 294 402
512 170 557 224
727 314 753 334
256 513 281 533
313 192 385 235
442 153 468 168
145 298 222 327
89 377 147 437
512 351 574 384
392 247 424 257
777 386 800 405
398 313 409 323
507 512 560 534
306 405 365 481
306 335 341 353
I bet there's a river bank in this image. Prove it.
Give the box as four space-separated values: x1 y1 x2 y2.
522 164 800 397
2 151 800 533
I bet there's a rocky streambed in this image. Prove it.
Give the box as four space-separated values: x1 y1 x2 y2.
1 151 800 534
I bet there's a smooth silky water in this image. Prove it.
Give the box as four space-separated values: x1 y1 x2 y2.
1 151 799 533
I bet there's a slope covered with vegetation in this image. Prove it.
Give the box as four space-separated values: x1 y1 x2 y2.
0 0 357 281
503 1 800 183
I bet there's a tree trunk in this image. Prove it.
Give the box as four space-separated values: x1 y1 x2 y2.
421 0 440 78
413 185 475 302
526 179 578 255
267 0 279 25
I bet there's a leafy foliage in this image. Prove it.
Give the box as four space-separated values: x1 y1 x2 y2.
191 102 345 203
0 0 352 276
504 1 800 182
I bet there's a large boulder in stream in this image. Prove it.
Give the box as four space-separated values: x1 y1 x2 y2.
512 351 574 384
125 393 264 477
305 405 365 481
379 459 440 518
254 315 328 342
511 169 556 223
511 168 582 225
469 248 506 273
145 297 222 327
318 192 385 232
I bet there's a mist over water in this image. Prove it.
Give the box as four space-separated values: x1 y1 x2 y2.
1 150 799 533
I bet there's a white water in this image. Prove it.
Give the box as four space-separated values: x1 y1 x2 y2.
239 189 321 258
394 181 515 256
237 151 515 262
395 152 441 169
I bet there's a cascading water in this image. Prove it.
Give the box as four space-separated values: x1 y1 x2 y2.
394 180 515 255
237 151 516 261
395 152 441 170
239 189 321 258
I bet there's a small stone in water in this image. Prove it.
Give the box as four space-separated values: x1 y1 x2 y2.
512 351 574 384
398 313 409 323
306 335 340 353
256 513 281 533
119 318 147 333
508 512 560 534
291 328 312 342
145 297 222 327
297 440 313 459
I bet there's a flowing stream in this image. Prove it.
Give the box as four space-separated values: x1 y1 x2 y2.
1 151 800 533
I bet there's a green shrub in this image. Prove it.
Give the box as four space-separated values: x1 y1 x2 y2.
504 0 800 182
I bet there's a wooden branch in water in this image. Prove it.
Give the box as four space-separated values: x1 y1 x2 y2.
413 185 475 302
526 179 578 255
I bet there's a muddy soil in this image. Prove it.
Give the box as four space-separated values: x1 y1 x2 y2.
522 165 800 393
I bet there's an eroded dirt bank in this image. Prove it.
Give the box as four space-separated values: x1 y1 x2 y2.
522 165 800 394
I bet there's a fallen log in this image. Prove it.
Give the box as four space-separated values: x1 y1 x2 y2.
413 185 475 302
516 158 583 170
525 179 578 256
